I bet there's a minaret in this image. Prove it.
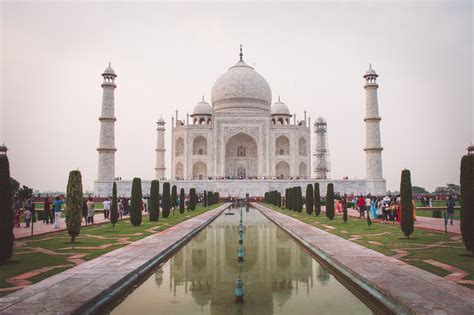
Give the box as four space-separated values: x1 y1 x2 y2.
363 64 383 180
97 63 117 182
313 117 330 179
155 116 166 179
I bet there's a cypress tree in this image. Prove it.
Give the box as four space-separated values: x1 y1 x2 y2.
278 192 282 208
66 170 83 243
110 182 118 229
314 183 321 216
287 188 292 210
149 180 160 221
162 182 171 218
171 185 177 210
326 183 335 220
400 170 414 238
306 184 314 215
179 188 185 213
130 177 143 226
203 191 208 207
296 186 303 212
285 188 289 209
343 199 348 223
189 188 197 211
0 155 13 263
460 155 474 255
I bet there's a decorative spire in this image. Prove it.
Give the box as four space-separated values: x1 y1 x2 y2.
109 61 111 68
202 95 205 102
239 44 243 61
278 95 281 102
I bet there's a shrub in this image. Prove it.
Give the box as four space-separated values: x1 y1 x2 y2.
179 188 185 213
66 170 83 243
171 185 177 210
285 189 289 209
130 177 143 226
278 192 282 208
326 183 335 220
400 169 414 238
460 155 474 255
189 188 197 211
203 191 208 207
314 183 321 216
292 187 298 211
0 155 13 263
432 209 442 218
110 182 118 229
296 187 303 212
149 180 160 221
306 184 314 215
343 200 348 223
162 182 171 218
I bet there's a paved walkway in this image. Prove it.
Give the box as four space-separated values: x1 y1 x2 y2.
14 213 131 240
255 203 474 315
345 207 461 234
0 204 229 314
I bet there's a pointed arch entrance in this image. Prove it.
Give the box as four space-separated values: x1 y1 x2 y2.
225 133 258 178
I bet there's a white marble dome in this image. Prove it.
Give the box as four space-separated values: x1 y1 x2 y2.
271 98 291 116
211 58 272 113
102 63 116 76
192 99 212 116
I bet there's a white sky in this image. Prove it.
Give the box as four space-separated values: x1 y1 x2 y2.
1 1 472 193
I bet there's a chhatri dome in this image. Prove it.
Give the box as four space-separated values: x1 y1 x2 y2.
211 45 272 113
192 97 212 116
271 96 291 116
102 62 116 76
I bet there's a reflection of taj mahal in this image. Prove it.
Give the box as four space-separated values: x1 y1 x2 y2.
94 47 386 197
171 47 310 181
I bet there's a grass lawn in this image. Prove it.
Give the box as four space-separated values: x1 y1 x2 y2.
262 203 473 290
0 204 221 297
416 209 461 220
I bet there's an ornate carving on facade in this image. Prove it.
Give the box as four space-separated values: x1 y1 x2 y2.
223 127 259 140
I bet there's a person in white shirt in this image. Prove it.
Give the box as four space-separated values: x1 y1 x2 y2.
103 198 111 220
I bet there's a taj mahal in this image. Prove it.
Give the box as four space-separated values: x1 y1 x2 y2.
94 47 386 197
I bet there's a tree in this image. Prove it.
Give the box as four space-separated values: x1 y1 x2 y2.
278 192 282 208
17 185 33 203
306 184 314 215
460 155 474 255
412 186 429 194
314 183 321 216
0 155 13 263
179 188 185 213
342 199 348 223
434 183 460 195
203 191 208 207
326 183 335 220
65 170 83 243
400 169 414 238
162 182 171 218
287 188 293 210
285 188 289 209
189 188 197 211
130 178 143 226
292 187 298 211
149 180 160 221
10 177 19 199
171 185 177 210
110 182 118 230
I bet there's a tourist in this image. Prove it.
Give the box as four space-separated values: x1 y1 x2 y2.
82 198 88 224
118 198 124 219
412 200 417 221
143 197 148 212
53 196 64 228
43 196 51 224
446 196 455 225
429 196 433 207
24 207 31 228
370 197 377 219
376 198 383 218
103 198 111 220
356 196 365 218
87 197 95 224
14 209 20 228
336 199 343 213
13 199 21 226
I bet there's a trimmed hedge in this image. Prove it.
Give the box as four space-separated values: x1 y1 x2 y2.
149 180 160 221
0 155 13 263
306 184 314 215
171 185 177 210
460 155 474 254
162 182 171 218
326 183 335 220
110 182 118 228
179 188 185 213
130 177 143 226
314 183 321 216
189 188 197 211
400 170 414 238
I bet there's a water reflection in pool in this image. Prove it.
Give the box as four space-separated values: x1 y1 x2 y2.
112 208 372 315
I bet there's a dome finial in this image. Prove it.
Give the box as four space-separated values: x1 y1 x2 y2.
202 95 205 101
239 44 243 61
278 95 280 102
109 61 111 68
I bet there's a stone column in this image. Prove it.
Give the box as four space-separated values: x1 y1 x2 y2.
363 64 383 180
155 117 166 179
97 64 117 182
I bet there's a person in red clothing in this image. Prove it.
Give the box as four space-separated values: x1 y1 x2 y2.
356 196 365 218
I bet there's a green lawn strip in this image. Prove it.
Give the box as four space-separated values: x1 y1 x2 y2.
0 204 221 297
262 203 473 288
416 209 461 220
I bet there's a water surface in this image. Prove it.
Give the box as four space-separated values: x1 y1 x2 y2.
112 208 372 315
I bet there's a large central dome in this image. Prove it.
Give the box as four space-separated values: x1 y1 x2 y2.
211 49 272 113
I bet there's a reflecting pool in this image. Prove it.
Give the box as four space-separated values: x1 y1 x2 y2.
112 208 373 314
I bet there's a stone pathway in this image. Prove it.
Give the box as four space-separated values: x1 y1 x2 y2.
255 203 474 315
13 213 133 240
0 204 229 314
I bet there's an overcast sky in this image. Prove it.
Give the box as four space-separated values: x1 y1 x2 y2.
1 1 472 193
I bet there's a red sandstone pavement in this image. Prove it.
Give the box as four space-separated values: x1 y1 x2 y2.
0 204 229 315
255 203 474 315
14 213 131 240
344 207 461 234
